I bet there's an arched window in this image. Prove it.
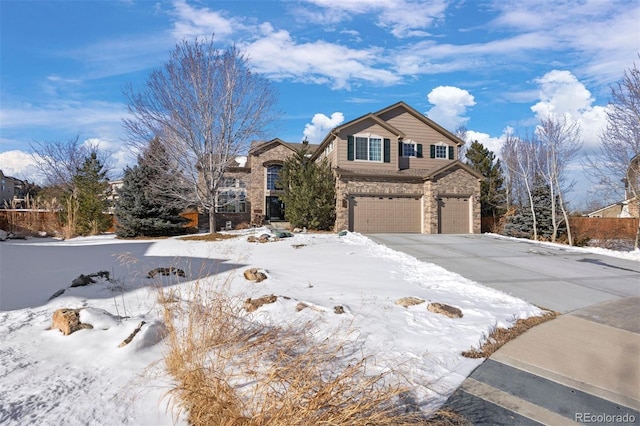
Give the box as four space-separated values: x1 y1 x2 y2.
266 165 283 190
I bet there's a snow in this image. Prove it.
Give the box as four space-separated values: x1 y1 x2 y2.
1 230 633 425
487 233 640 262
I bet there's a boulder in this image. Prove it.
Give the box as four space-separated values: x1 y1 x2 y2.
52 308 94 335
244 295 277 312
70 271 111 287
48 288 66 300
334 305 345 314
427 303 463 319
0 229 7 241
243 268 267 282
395 297 425 308
147 267 185 278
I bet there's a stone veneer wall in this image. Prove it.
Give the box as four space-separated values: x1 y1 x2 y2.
246 144 298 224
424 168 481 234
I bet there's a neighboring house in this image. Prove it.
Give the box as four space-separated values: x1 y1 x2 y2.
106 180 124 213
219 101 482 234
587 202 625 218
0 170 25 208
587 154 640 218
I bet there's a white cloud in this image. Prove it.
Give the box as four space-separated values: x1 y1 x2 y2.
464 130 505 159
170 0 243 40
0 150 43 183
241 24 400 89
426 86 475 131
530 70 608 149
299 0 447 38
303 112 345 142
0 100 127 131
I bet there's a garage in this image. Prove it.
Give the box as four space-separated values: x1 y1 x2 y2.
438 196 470 234
349 195 422 233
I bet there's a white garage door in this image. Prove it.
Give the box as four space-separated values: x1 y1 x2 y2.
438 196 470 234
350 195 422 233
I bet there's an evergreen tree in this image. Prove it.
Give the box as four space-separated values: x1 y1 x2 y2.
504 176 566 240
465 140 507 217
278 142 336 230
72 152 112 236
115 139 188 238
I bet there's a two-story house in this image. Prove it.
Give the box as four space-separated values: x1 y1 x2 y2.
218 101 482 234
0 170 25 208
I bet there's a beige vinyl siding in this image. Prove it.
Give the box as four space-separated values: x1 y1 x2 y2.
335 121 398 171
381 108 458 170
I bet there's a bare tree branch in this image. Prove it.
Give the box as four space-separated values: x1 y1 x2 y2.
537 115 583 244
30 135 114 191
123 38 278 232
583 59 640 248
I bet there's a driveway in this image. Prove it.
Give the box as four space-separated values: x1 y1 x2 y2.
368 233 640 425
368 233 640 314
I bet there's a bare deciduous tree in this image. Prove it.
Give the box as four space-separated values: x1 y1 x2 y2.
123 37 278 232
584 60 640 248
537 115 582 245
30 135 113 191
502 131 540 240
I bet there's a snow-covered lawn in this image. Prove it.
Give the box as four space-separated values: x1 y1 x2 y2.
1 230 596 425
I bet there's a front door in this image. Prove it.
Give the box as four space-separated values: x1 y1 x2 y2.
266 196 285 221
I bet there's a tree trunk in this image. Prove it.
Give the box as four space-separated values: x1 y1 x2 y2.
209 209 217 234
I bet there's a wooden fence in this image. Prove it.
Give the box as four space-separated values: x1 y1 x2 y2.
1 209 199 235
569 217 639 241
481 215 639 241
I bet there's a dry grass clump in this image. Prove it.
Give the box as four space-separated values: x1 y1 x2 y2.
462 310 558 358
160 280 431 425
179 233 239 242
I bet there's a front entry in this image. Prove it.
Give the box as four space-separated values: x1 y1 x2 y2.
266 196 285 221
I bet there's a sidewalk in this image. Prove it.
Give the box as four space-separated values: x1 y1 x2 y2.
445 297 640 425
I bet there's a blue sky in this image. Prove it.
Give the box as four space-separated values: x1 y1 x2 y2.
1 0 639 206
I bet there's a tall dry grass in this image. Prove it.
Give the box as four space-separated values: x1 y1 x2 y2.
159 278 435 425
0 195 62 236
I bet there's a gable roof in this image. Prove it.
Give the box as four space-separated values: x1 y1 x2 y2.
314 101 465 158
249 138 320 156
375 101 465 146
426 160 483 180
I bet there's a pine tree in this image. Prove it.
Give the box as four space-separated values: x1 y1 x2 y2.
72 152 111 236
465 140 507 217
278 142 336 230
114 139 188 238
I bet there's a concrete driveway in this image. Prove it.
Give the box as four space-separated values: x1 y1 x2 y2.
368 233 640 425
368 233 640 314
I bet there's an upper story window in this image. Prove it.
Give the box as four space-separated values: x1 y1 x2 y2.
348 134 390 163
401 140 423 158
219 177 246 189
430 143 453 160
435 145 448 159
266 165 283 190
402 142 416 157
355 136 382 162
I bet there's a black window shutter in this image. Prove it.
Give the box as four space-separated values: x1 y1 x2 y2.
398 141 403 157
430 144 436 158
347 136 354 161
417 144 423 158
384 138 391 163
448 146 454 160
